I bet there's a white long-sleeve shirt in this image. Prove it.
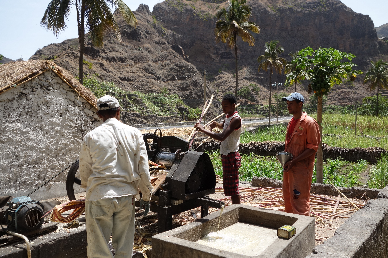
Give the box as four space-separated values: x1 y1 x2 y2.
79 118 152 201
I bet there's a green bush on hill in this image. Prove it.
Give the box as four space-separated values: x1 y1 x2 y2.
83 76 201 120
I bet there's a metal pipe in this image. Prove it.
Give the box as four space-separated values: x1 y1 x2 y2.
6 231 31 258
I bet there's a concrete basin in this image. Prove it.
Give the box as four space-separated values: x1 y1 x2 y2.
152 204 315 258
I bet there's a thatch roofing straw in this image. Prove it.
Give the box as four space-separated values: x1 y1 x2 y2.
0 60 97 109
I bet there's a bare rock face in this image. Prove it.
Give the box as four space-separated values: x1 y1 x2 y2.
376 23 388 38
153 0 380 73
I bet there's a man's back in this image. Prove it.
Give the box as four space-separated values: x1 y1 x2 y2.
80 117 149 201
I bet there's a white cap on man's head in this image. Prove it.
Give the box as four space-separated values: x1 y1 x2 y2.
97 95 120 110
282 92 304 103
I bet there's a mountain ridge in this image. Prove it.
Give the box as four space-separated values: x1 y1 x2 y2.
28 0 388 112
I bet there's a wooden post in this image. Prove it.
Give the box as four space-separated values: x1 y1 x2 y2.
203 70 207 125
355 102 358 136
316 96 324 183
276 82 279 123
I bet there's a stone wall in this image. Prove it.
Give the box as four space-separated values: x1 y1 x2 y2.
0 70 100 200
196 140 387 164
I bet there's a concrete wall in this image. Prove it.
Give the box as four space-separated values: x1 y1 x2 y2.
0 70 100 200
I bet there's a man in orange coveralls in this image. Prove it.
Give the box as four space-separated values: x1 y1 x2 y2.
282 92 320 216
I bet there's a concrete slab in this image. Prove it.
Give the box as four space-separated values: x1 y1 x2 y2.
152 204 315 258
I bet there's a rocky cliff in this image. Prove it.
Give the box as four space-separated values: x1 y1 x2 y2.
153 0 381 74
377 23 388 38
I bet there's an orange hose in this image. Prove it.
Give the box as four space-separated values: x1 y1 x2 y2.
50 199 85 223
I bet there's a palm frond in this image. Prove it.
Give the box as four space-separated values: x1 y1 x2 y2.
116 0 137 27
41 0 72 36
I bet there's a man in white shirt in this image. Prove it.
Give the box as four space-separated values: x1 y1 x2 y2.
79 95 152 258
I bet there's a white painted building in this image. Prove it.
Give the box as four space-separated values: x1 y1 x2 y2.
0 60 100 200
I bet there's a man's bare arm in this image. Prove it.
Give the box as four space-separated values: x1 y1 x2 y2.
195 117 241 141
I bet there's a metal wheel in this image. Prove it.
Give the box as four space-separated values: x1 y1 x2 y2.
143 128 162 162
66 160 81 200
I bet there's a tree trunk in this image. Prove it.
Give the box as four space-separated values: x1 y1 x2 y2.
234 35 238 98
316 95 323 183
268 66 272 126
76 0 85 84
376 86 379 116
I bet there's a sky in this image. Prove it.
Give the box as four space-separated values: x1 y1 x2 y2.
0 0 387 61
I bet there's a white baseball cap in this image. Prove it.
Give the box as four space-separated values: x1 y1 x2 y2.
282 92 304 103
97 95 120 110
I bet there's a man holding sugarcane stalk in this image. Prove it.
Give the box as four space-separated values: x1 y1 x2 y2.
195 94 242 204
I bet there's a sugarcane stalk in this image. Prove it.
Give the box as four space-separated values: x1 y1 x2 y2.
188 95 214 149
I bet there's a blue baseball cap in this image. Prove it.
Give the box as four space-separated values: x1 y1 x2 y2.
282 92 304 103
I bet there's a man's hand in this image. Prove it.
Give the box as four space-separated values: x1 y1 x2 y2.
195 123 205 132
209 121 218 130
140 199 150 216
283 160 294 172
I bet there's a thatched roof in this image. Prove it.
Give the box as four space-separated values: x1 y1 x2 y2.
0 60 97 109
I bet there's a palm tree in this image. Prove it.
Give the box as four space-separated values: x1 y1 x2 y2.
215 0 260 98
364 60 388 116
41 0 137 84
257 40 287 125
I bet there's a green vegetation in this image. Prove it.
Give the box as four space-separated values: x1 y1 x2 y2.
215 0 260 97
205 108 388 189
207 150 369 188
83 59 93 70
313 158 368 187
83 76 201 120
237 85 256 102
240 124 286 143
368 155 388 189
363 60 388 116
239 113 388 149
314 114 388 149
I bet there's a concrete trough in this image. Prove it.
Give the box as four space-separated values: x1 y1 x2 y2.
152 204 315 258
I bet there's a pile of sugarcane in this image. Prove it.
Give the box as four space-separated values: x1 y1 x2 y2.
215 186 366 221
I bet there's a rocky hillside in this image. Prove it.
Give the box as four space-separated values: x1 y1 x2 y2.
377 23 388 38
30 0 388 113
31 5 208 107
0 55 15 64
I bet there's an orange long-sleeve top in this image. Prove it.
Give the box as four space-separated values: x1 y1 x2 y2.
285 112 320 164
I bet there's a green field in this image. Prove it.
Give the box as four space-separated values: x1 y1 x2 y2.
210 113 388 189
